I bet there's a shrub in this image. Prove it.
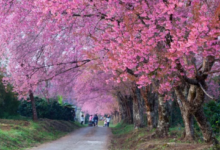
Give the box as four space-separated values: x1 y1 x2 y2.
0 76 20 118
18 97 75 121
204 100 220 133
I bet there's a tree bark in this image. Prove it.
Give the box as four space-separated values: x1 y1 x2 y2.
117 93 133 124
29 90 38 121
156 94 169 137
155 94 169 137
126 96 133 124
140 86 158 129
132 92 141 128
131 86 145 128
118 96 126 120
136 87 145 127
175 87 194 141
182 111 194 140
192 85 218 144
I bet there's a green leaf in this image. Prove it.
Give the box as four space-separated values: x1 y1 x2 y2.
57 95 63 105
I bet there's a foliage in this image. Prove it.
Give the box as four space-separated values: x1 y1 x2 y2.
18 97 75 121
0 76 20 118
204 101 220 133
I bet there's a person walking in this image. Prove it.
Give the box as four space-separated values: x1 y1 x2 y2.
94 114 99 126
103 117 107 127
80 115 84 125
89 115 93 126
92 115 95 126
106 115 111 127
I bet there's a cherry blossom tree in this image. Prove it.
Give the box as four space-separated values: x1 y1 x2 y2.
1 0 220 144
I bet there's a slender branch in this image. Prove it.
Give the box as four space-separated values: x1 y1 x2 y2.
137 14 148 27
29 59 91 71
203 70 220 75
38 60 90 83
126 67 138 77
198 64 202 71
198 82 216 100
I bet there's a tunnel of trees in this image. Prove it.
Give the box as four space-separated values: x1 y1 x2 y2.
0 0 220 146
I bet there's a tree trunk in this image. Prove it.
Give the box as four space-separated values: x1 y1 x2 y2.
29 90 38 121
182 111 194 140
117 93 133 124
194 106 218 144
175 87 195 140
155 94 169 137
136 87 145 127
175 56 218 145
116 111 120 123
118 97 125 120
188 85 217 143
175 84 218 144
140 87 158 129
133 92 141 128
126 96 133 124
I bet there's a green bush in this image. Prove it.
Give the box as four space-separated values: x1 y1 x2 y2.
18 97 75 121
204 100 220 133
0 76 20 118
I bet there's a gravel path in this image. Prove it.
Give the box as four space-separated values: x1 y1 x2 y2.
28 126 111 150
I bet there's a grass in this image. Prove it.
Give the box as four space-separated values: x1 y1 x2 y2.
0 119 82 150
109 122 213 150
111 122 134 135
110 122 147 149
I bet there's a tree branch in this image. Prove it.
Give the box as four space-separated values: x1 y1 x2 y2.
203 70 220 75
126 67 138 77
198 82 216 101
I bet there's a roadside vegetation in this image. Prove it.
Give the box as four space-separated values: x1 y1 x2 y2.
0 118 82 150
0 76 82 150
110 100 220 150
110 122 216 150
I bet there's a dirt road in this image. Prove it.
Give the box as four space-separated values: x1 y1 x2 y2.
28 126 111 150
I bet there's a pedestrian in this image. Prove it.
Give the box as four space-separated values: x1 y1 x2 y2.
104 117 107 127
106 115 111 127
92 115 95 126
94 114 98 126
89 115 93 126
80 115 84 125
